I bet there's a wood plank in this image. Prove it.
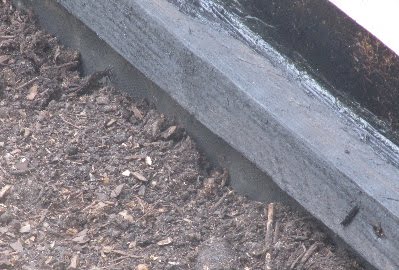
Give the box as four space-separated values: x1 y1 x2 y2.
19 0 399 268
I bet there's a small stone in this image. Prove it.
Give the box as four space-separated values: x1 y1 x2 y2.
26 84 38 100
145 156 152 166
122 170 131 177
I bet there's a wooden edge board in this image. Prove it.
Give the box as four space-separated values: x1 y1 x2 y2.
16 0 399 269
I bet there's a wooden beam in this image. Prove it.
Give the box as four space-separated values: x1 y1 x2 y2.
17 0 399 268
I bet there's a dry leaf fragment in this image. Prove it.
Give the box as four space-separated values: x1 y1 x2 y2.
10 240 23 252
110 184 124 198
102 175 110 185
72 234 89 244
68 254 79 269
157 237 173 246
0 185 12 201
91 201 107 213
26 84 38 100
132 172 147 182
66 228 79 236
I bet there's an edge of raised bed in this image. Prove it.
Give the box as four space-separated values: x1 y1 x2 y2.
15 0 399 269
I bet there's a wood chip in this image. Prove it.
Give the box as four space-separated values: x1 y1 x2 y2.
297 243 319 270
0 185 12 201
19 223 31 233
72 229 89 244
110 184 124 198
132 106 143 120
23 128 31 138
157 237 173 246
26 84 38 100
68 254 79 269
10 240 23 252
118 210 134 223
161 126 177 139
105 119 116 127
132 172 147 182
45 256 52 264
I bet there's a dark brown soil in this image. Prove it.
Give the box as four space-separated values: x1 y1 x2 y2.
0 1 364 269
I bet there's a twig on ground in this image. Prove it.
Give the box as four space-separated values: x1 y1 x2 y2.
211 190 232 211
59 115 82 129
265 203 275 270
16 77 38 90
41 61 79 70
273 220 280 244
297 243 319 270
290 244 307 269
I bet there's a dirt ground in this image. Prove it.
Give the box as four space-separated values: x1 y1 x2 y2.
0 1 365 269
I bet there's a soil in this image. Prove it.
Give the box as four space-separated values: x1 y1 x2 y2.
0 1 364 269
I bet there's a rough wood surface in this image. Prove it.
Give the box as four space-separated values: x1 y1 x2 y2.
22 0 399 269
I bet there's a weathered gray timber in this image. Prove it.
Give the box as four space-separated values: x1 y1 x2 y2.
14 0 399 269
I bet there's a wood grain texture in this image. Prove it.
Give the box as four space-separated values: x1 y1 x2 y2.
34 0 399 268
